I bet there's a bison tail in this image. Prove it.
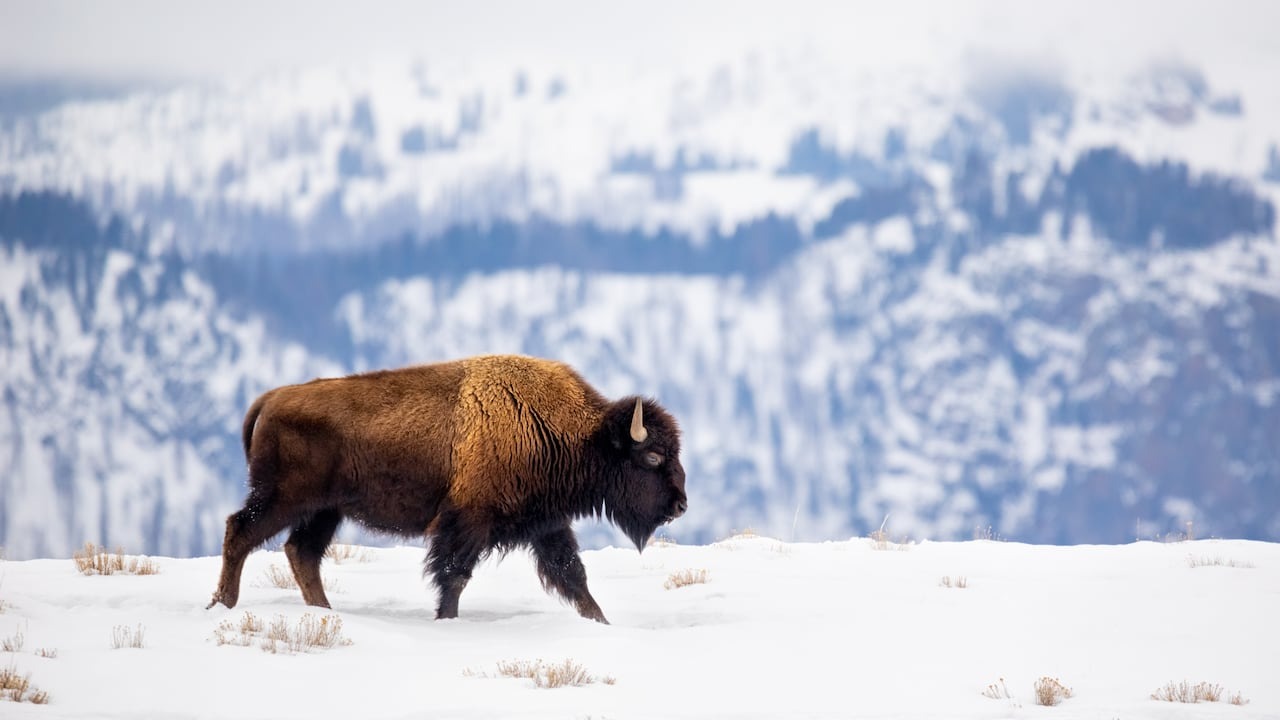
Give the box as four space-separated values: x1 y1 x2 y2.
241 391 273 460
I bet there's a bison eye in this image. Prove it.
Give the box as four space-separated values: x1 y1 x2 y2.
643 452 663 468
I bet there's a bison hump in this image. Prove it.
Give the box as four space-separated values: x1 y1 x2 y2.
450 356 601 510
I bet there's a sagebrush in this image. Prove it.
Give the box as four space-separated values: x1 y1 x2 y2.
664 568 709 590
215 612 350 654
111 624 145 649
72 543 159 576
1033 676 1073 706
0 664 50 704
1186 555 1254 569
0 628 22 653
259 564 341 593
982 678 1012 699
324 544 374 564
868 517 912 551
468 658 615 689
1151 680 1247 704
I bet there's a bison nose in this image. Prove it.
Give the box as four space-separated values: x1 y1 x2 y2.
673 498 688 517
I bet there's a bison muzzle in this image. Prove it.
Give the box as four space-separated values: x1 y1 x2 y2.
206 354 686 623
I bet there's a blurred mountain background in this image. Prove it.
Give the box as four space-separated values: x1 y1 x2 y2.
1 1 1277 558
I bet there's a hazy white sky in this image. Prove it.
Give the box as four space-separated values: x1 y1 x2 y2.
0 0 1276 83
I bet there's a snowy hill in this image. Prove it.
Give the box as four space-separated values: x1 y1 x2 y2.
1 538 1277 718
2 48 1279 558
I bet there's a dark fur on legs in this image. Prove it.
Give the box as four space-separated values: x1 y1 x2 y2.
532 525 608 624
207 488 293 609
284 509 343 608
426 509 488 619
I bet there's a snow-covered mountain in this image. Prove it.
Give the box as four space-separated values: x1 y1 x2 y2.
1 51 1278 559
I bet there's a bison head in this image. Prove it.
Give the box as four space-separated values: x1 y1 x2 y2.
597 397 687 550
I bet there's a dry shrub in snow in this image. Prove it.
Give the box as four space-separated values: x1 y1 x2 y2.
868 517 912 551
217 612 349 654
939 575 968 589
982 678 1012 699
72 543 159 576
973 525 1004 541
261 564 297 589
1150 680 1246 704
1 664 50 704
1186 555 1254 569
1033 676 1073 706
34 648 56 659
259 564 341 593
213 611 265 647
1 628 22 652
471 659 615 689
664 568 709 590
323 544 374 564
111 624 145 649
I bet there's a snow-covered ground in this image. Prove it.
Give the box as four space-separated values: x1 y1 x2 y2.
2 537 1277 718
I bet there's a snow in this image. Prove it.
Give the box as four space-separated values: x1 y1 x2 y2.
2 538 1277 718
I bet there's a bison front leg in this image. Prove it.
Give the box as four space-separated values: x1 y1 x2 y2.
532 525 609 624
207 489 294 610
426 510 486 620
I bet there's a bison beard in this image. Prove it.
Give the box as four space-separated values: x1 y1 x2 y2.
206 355 687 624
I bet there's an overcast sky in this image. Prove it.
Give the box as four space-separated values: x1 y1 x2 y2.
1 0 1276 85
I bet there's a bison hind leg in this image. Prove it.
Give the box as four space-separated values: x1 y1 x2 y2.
208 491 294 609
531 526 608 624
284 509 343 608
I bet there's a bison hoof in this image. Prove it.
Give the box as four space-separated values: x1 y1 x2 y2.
205 592 236 610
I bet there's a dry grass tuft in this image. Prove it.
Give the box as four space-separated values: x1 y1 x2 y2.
217 612 350 654
72 543 159 576
213 611 266 647
111 624 145 649
939 575 968 589
868 530 912 550
1156 520 1197 543
324 544 374 564
646 534 679 548
1 663 50 704
261 564 297 589
1033 676 1073 706
1 628 23 653
973 525 1005 541
1186 555 1254 569
34 648 56 659
1150 680 1244 704
258 564 341 593
663 568 709 590
982 678 1012 699
472 658 615 689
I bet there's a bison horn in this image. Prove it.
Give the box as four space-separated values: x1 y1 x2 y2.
630 398 648 443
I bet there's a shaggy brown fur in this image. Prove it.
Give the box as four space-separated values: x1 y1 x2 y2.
207 354 686 623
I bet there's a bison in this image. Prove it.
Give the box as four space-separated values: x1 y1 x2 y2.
206 354 686 623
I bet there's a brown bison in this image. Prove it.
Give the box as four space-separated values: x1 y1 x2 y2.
206 354 686 623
